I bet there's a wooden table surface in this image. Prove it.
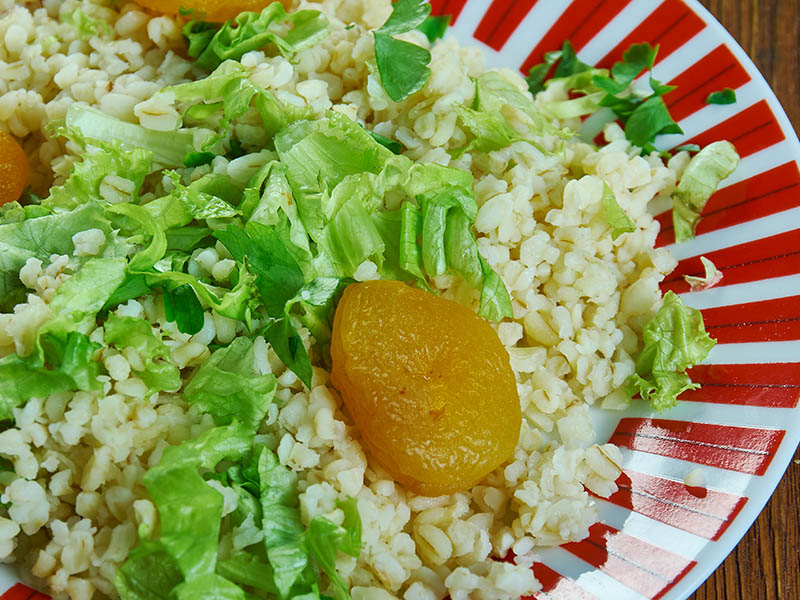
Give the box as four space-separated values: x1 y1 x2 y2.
691 3 799 599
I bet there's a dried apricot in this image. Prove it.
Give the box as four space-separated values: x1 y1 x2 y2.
0 131 28 205
131 0 277 22
331 281 521 496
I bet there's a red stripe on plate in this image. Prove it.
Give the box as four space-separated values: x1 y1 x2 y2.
519 0 633 73
598 0 705 67
681 363 800 408
429 0 467 23
656 161 800 249
700 295 800 344
670 100 785 157
610 418 785 475
562 523 695 599
662 45 750 122
473 0 539 51
0 584 49 600
605 470 747 540
531 563 596 600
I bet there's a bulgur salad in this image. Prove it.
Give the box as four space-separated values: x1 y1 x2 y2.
0 1 738 599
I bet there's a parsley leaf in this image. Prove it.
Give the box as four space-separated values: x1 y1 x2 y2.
366 130 405 154
374 0 433 101
624 94 683 148
553 40 591 78
706 88 737 105
525 41 587 95
417 14 450 43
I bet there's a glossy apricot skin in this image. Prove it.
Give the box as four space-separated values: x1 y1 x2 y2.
131 0 277 22
330 281 521 496
0 131 28 205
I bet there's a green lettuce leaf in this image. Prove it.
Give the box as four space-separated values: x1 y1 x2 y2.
117 423 253 598
258 447 310 597
626 291 716 411
65 103 202 168
0 203 122 311
59 7 111 40
601 182 636 240
183 337 276 431
672 140 739 242
145 423 252 576
104 314 181 393
116 538 183 600
184 3 329 71
275 113 393 240
0 331 100 421
42 142 152 211
216 552 278 595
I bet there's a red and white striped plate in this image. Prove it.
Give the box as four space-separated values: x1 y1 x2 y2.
2 1 798 599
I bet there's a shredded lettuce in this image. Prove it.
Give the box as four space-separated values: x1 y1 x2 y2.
183 337 276 431
601 183 636 240
0 257 127 417
42 142 152 211
454 72 565 156
184 3 329 71
684 256 723 291
0 331 100 420
104 314 181 393
672 140 739 242
65 103 203 168
118 426 361 600
59 7 111 40
626 291 716 411
0 203 125 311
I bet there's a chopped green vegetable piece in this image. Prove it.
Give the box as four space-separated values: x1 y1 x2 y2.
366 130 405 154
416 14 450 43
624 94 683 149
165 284 206 335
215 223 305 318
373 0 433 101
672 140 739 242
626 291 716 411
60 7 111 40
0 331 100 421
602 182 636 240
610 42 656 85
374 32 432 102
532 41 683 152
525 44 566 95
553 40 591 79
184 3 329 71
184 337 277 431
65 103 201 168
683 256 723 291
104 314 181 393
184 151 216 167
706 88 737 105
379 0 431 35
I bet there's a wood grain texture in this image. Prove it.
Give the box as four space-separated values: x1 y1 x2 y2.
691 3 800 598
